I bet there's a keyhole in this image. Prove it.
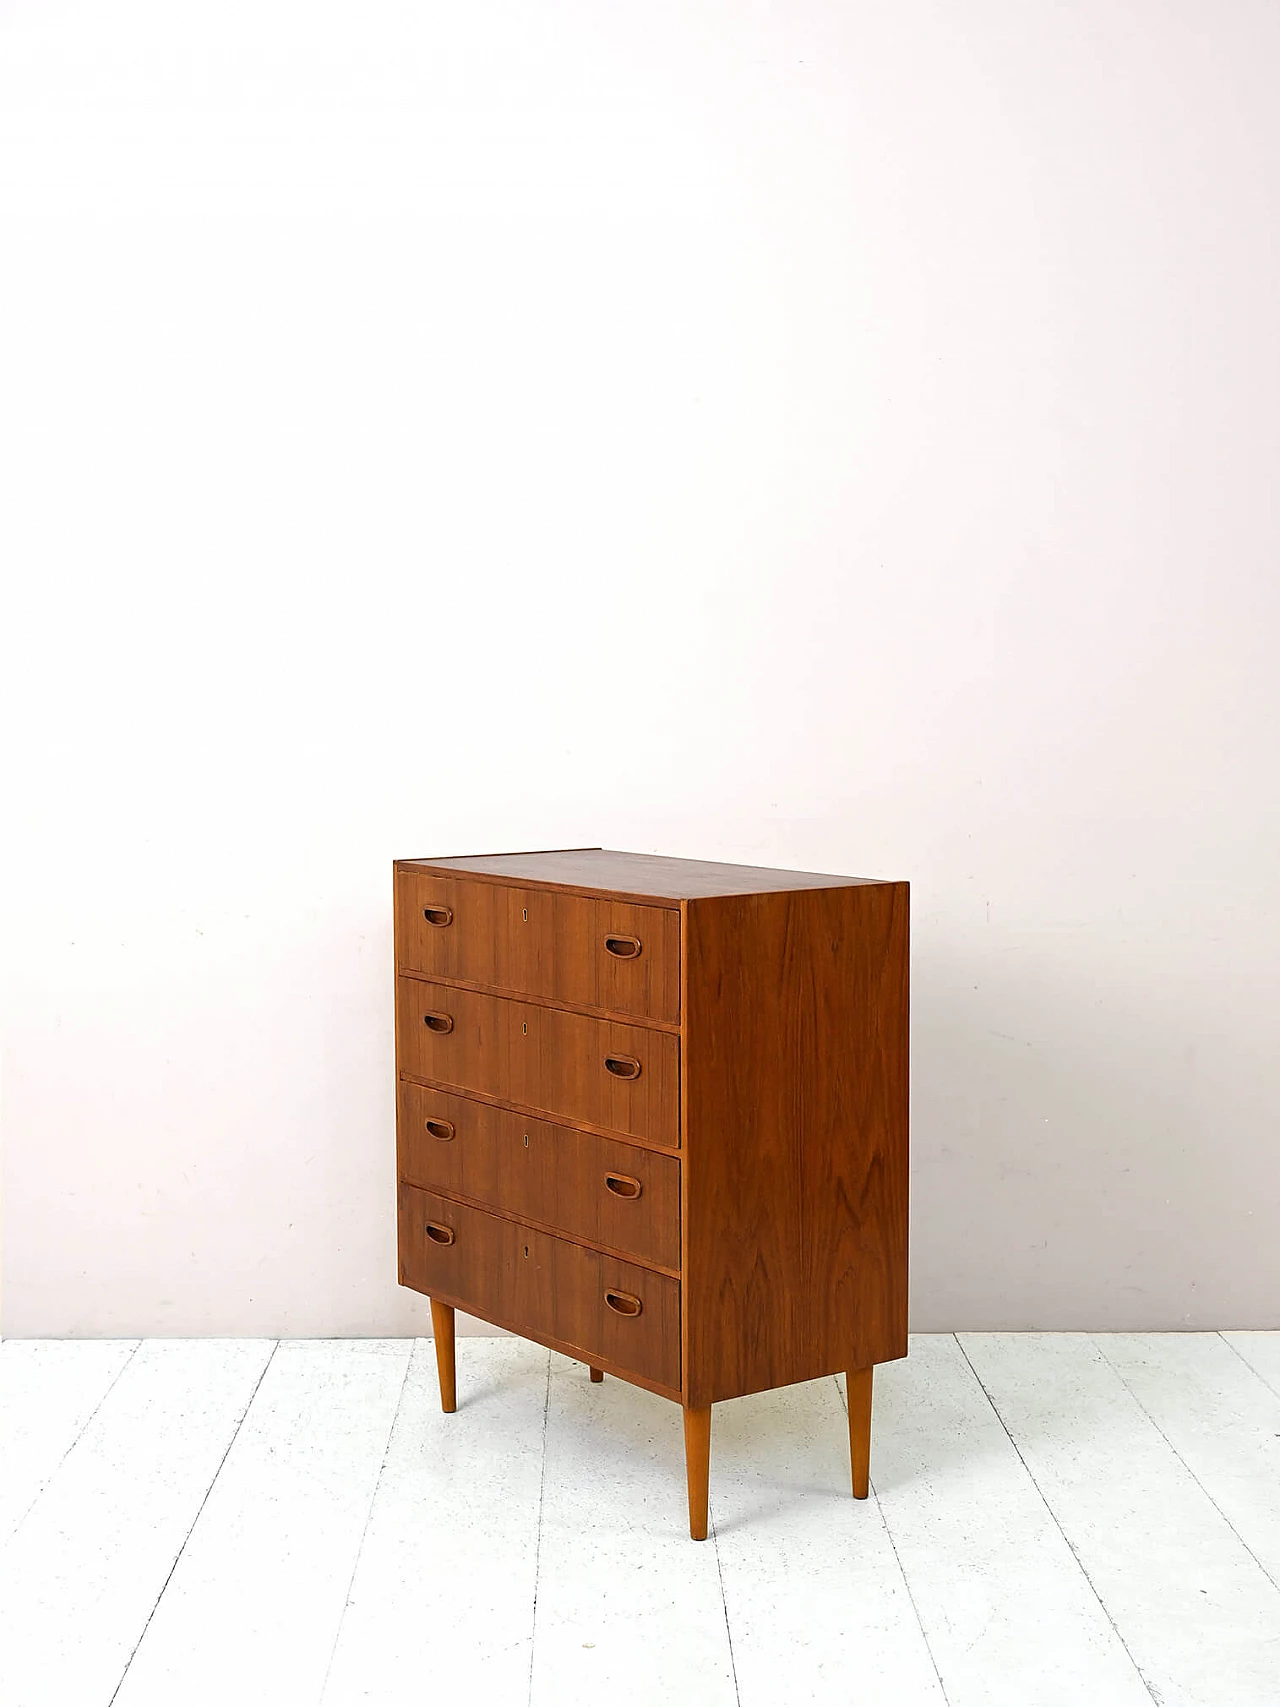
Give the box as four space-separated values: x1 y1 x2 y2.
522 908 528 921
522 1022 527 1034
523 1244 530 1258
523 1134 529 1148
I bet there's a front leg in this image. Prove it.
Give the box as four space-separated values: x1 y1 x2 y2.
429 1298 456 1413
683 1404 712 1540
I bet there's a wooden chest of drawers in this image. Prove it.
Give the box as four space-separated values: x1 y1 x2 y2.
394 848 909 1538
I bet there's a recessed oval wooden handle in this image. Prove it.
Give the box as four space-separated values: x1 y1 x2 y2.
423 1011 454 1034
603 1054 641 1080
425 1222 455 1246
604 1289 642 1317
422 905 453 927
604 1172 642 1200
425 1117 455 1141
604 935 642 960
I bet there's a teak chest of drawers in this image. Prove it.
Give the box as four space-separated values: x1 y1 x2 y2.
394 848 909 1538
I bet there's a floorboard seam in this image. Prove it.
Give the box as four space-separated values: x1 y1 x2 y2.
1218 1331 1280 1404
104 1340 280 1707
5 1339 143 1544
525 1349 552 1707
953 1337 1160 1705
316 1338 418 1704
1092 1335 1280 1600
710 1513 743 1707
835 1376 953 1706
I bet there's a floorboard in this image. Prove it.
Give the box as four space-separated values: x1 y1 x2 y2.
0 1338 139 1540
1095 1333 1280 1591
4 1332 1276 1707
712 1373 946 1706
320 1338 547 1707
527 1352 737 1707
1221 1330 1280 1399
0 1339 273 1707
111 1339 410 1707
873 1335 1153 1707
962 1332 1280 1707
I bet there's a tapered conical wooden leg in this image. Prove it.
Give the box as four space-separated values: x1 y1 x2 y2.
430 1299 456 1413
589 1366 604 1383
846 1366 873 1498
683 1405 712 1540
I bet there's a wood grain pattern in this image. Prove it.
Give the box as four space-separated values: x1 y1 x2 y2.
397 1076 680 1159
396 978 679 1146
398 1083 680 1272
680 882 909 1406
394 977 680 1034
399 1184 681 1392
395 869 681 1022
398 848 882 902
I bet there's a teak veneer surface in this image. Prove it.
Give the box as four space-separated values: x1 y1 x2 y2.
396 1077 681 1158
396 869 681 1022
681 881 910 1404
398 1082 681 1272
398 848 883 903
399 1184 681 1391
396 977 680 1146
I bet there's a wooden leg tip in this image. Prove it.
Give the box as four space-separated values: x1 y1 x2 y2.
589 1366 604 1383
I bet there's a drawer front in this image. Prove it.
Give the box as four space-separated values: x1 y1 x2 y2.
398 1084 680 1272
395 871 680 1023
397 978 680 1147
399 1185 681 1391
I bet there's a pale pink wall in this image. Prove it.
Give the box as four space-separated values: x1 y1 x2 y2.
2 0 1277 1333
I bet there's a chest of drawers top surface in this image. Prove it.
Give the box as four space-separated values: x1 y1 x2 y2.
396 846 885 902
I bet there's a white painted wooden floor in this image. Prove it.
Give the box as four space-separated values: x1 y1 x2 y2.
2 1335 1279 1707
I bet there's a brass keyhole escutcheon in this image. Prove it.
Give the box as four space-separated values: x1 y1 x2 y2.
523 908 528 921
523 1244 530 1258
523 1134 530 1148
523 1022 527 1034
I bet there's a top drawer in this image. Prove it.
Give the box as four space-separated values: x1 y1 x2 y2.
395 869 680 1023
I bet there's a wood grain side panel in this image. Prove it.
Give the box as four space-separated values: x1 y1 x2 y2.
395 871 681 1022
682 883 909 1405
398 1084 680 1271
396 979 680 1146
398 1185 681 1390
